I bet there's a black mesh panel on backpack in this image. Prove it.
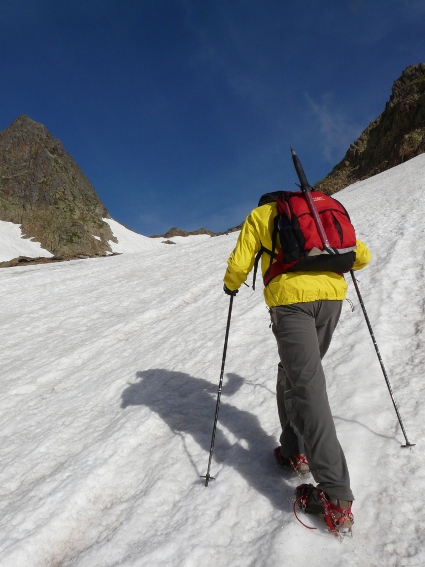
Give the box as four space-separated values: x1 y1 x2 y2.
278 200 305 264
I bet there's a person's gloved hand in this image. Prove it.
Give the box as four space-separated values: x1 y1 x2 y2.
223 284 239 296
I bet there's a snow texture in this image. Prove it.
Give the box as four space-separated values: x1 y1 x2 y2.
0 218 160 263
1 155 425 566
0 221 53 261
104 218 160 253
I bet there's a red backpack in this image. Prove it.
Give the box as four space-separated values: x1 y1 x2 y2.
253 191 357 288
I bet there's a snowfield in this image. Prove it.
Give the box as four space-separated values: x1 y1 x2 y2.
0 221 53 261
104 218 160 253
0 218 160 262
1 155 424 566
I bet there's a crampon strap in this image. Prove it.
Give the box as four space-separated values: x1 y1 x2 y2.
294 484 317 531
289 454 308 471
294 484 354 538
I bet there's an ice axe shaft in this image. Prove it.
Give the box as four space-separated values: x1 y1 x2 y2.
291 147 333 253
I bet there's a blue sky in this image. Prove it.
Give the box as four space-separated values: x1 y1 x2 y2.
1 0 425 235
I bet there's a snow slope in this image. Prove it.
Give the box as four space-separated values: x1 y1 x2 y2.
104 218 212 252
0 221 53 261
104 218 160 253
0 155 424 566
0 217 162 262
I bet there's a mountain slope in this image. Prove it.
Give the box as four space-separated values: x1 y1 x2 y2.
315 63 425 194
0 156 424 566
0 116 116 256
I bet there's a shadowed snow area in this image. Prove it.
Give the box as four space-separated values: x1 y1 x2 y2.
0 155 424 566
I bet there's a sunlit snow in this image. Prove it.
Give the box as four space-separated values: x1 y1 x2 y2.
104 218 160 253
1 155 424 566
0 221 53 262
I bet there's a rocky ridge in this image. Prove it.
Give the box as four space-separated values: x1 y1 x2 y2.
315 63 425 194
150 227 215 238
0 115 116 256
151 224 244 240
0 252 120 269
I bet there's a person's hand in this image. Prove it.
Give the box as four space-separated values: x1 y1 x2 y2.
223 284 239 296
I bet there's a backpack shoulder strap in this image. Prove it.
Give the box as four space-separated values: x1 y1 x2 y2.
252 191 294 290
258 191 284 207
252 247 264 291
253 243 275 290
269 214 280 267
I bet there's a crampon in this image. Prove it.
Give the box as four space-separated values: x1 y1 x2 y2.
294 483 354 538
274 447 310 475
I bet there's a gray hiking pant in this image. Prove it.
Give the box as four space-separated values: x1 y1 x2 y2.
270 300 354 501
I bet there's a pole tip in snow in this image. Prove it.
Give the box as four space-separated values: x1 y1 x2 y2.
200 474 215 486
401 442 416 448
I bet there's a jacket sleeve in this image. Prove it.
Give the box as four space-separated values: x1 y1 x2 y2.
352 239 371 270
223 212 262 291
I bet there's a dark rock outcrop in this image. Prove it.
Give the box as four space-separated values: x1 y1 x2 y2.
215 222 244 236
151 224 245 239
0 115 117 255
151 227 215 238
0 252 120 269
315 63 425 194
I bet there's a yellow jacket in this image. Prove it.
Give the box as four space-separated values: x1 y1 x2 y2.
223 201 371 307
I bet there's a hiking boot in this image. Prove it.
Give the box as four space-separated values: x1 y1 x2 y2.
274 447 310 475
295 483 354 537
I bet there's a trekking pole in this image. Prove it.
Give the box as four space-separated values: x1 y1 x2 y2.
201 294 234 486
349 271 415 447
290 147 415 448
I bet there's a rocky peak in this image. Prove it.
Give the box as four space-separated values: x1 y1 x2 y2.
387 63 425 109
315 63 425 194
0 115 116 256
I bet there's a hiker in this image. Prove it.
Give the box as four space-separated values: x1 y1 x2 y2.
223 191 370 534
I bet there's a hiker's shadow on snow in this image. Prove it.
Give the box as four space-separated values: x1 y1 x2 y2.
121 369 294 511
